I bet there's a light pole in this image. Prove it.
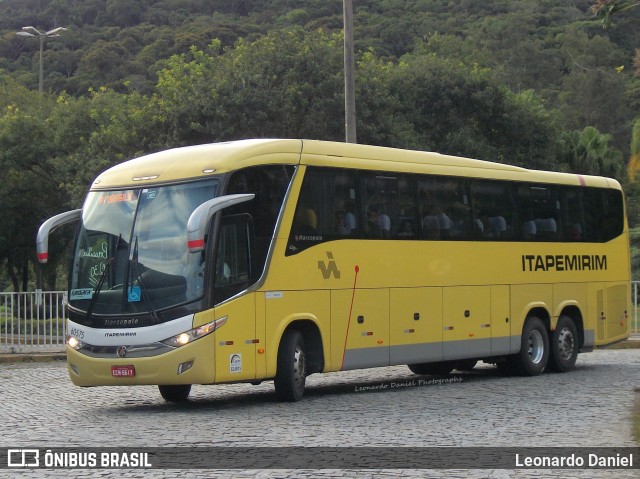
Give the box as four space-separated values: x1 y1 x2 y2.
343 0 356 143
16 26 67 93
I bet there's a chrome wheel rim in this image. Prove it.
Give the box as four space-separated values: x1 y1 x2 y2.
528 329 545 364
293 345 306 388
556 327 575 361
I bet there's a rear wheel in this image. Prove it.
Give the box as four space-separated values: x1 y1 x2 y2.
513 316 549 376
408 361 454 376
158 384 191 402
274 330 307 402
548 315 579 372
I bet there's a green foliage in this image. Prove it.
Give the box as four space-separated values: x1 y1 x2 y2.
559 126 626 179
152 29 344 144
1 1 640 286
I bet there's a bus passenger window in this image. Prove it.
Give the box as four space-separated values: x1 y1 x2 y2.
286 167 361 255
361 173 398 240
471 180 517 240
518 184 560 242
418 176 470 240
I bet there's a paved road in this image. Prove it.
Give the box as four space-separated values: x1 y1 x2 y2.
1 349 639 478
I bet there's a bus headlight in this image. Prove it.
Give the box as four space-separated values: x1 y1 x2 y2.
161 316 227 348
67 335 84 350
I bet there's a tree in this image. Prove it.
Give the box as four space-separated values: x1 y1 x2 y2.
0 81 66 290
151 29 344 145
590 0 640 29
559 126 626 180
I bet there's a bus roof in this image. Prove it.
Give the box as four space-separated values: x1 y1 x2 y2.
91 139 619 190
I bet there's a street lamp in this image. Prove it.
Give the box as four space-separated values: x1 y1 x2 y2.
16 26 67 93
343 0 356 143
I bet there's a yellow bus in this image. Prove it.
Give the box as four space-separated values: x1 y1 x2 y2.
37 139 630 402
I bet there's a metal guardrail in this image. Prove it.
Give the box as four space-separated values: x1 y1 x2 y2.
0 290 67 353
1 284 639 353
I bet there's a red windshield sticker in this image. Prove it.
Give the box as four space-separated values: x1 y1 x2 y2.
99 192 135 205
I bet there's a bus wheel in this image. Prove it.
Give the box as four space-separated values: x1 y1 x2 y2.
548 316 578 372
274 330 307 402
514 316 549 376
158 384 191 402
453 359 477 371
407 362 453 376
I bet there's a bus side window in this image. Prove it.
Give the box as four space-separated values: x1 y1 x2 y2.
361 173 397 240
213 214 252 304
394 175 418 239
227 165 294 274
286 167 361 255
518 184 560 242
562 188 584 242
470 180 517 240
419 176 471 240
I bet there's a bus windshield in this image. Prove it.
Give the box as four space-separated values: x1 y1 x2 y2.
69 180 218 315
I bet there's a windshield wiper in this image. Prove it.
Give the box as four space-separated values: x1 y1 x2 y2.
86 234 121 322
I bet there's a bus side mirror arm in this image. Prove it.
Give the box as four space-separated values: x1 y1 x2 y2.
187 194 255 253
36 209 82 264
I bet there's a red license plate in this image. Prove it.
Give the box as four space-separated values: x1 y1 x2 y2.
111 365 136 377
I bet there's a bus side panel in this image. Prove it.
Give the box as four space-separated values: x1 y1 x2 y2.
491 285 512 356
589 282 605 345
263 289 330 378
332 288 389 371
442 286 491 360
510 283 553 352
389 287 443 365
211 293 257 383
606 282 630 342
593 282 630 345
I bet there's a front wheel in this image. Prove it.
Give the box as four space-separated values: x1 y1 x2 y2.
274 330 307 402
513 316 549 376
158 384 191 402
408 361 454 376
548 316 579 372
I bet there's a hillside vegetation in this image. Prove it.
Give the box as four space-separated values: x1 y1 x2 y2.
0 0 639 289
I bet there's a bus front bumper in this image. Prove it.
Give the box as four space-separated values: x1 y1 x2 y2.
66 333 216 387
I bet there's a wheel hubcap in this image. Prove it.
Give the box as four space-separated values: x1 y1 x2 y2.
527 330 545 364
556 327 575 360
293 346 305 387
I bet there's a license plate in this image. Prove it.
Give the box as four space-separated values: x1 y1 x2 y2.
111 365 136 377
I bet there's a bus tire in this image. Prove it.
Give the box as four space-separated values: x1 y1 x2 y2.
158 384 191 402
548 315 579 372
274 329 307 402
407 361 453 376
514 316 549 376
453 359 477 371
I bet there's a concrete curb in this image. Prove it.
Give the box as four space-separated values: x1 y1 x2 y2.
0 352 66 364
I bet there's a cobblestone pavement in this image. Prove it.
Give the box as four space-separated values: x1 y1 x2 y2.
1 349 638 478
